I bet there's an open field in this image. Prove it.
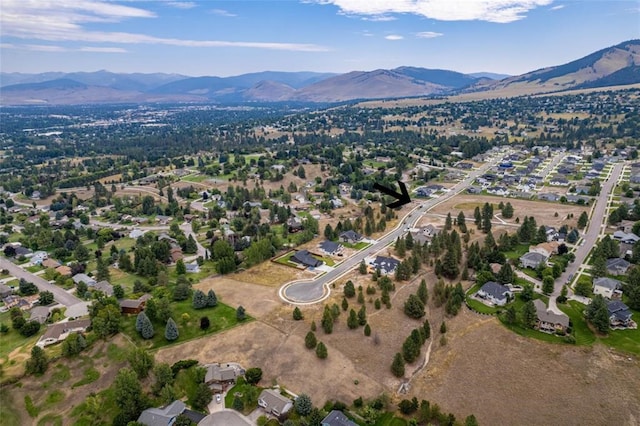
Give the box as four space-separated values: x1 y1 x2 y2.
429 194 590 230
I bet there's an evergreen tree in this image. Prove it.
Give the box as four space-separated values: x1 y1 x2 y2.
402 335 420 363
625 267 640 310
293 307 303 320
341 297 349 311
445 213 452 230
364 323 371 336
577 211 589 229
474 206 482 228
586 295 610 334
316 341 328 359
505 305 517 324
176 259 186 275
457 211 467 233
164 318 179 341
96 256 110 282
497 262 514 284
591 255 607 278
305 331 317 349
294 394 313 416
344 280 356 298
417 279 428 304
396 236 406 258
502 202 514 218
206 289 218 307
521 300 537 329
25 345 48 375
321 305 333 333
404 294 425 319
391 352 405 377
423 319 431 339
357 305 367 326
236 306 246 321
192 290 207 309
542 276 555 295
359 260 367 275
347 309 359 329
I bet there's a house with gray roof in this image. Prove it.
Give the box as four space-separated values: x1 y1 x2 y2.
291 250 323 268
204 363 239 392
137 400 186 426
93 281 114 296
520 252 548 269
369 255 400 275
339 230 363 244
322 410 358 426
258 389 293 417
606 300 634 328
36 318 91 348
593 277 623 299
476 281 513 306
0 284 12 298
533 299 569 333
29 306 51 324
319 240 342 256
606 258 631 276
612 231 639 244
72 273 96 287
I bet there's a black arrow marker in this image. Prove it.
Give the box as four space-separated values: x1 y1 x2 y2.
374 181 411 209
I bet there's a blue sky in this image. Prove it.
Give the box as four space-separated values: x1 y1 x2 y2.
1 0 638 76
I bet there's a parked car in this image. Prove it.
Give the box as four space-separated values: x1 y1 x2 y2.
216 394 222 404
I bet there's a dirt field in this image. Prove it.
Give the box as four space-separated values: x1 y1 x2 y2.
429 194 590 230
413 309 640 426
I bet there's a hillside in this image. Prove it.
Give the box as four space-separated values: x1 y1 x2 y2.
1 40 639 105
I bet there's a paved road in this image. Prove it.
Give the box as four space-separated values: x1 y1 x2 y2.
549 162 624 313
0 257 82 307
281 160 497 304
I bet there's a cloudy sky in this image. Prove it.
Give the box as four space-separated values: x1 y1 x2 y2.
1 0 638 76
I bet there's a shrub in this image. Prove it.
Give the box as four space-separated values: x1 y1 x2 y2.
165 318 179 341
200 316 210 330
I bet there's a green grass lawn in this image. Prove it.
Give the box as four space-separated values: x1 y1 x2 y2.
224 377 262 415
558 301 596 345
503 243 530 260
182 174 209 183
121 299 250 350
0 311 43 362
374 412 408 426
465 284 500 314
26 265 43 273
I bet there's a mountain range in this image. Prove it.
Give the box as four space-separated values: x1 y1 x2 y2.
1 40 638 105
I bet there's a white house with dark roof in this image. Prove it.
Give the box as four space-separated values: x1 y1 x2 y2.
319 240 343 256
369 255 400 275
476 281 513 306
339 230 363 244
72 273 97 287
593 277 623 299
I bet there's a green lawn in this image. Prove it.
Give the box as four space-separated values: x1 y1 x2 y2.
503 243 530 260
121 299 250 350
374 412 408 426
26 265 43 273
558 302 596 345
0 311 43 361
224 377 262 415
181 174 209 183
465 284 500 314
342 241 371 250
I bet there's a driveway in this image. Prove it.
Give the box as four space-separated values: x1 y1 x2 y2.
199 409 253 426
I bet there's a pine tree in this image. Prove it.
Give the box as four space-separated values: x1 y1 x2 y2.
505 305 517 324
236 306 246 321
359 260 367 275
347 309 358 329
577 211 589 229
586 295 610 334
542 276 555 295
293 307 303 320
164 318 179 341
497 262 514 284
176 259 186 275
391 352 405 377
341 297 348 311
423 319 431 339
321 305 333 334
364 323 371 336
357 305 367 326
96 256 110 282
404 294 425 319
440 321 447 334
192 290 207 309
457 211 467 233
521 300 537 329
417 279 428 304
206 289 218 307
316 342 328 359
445 213 452 230
305 331 317 349
344 280 356 298
139 312 155 339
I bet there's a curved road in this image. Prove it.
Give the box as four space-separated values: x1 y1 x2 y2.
281 160 497 304
548 162 624 314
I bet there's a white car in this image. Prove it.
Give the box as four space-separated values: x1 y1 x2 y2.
216 394 222 404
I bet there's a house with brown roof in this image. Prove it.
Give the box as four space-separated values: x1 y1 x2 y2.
170 247 183 263
42 258 61 269
119 294 151 314
36 318 91 348
55 265 72 277
530 241 560 259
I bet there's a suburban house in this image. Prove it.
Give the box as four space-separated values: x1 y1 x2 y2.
530 242 560 258
538 193 560 202
606 300 634 328
476 281 513 306
369 256 400 275
617 220 636 234
72 273 97 287
0 284 12 298
339 230 363 244
612 231 640 244
29 306 51 324
42 258 61 269
592 277 623 299
170 247 184 263
257 389 293 417
186 262 200 274
119 295 151 314
204 363 240 392
36 318 91 348
319 240 343 256
533 299 570 334
550 177 569 186
322 410 358 426
291 250 323 268
137 400 200 426
520 252 548 269
606 258 631 276
544 226 559 242
55 265 72 277
31 251 48 265
93 281 114 297
129 229 145 239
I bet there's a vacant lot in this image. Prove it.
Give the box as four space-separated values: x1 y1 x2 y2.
430 194 590 230
413 308 640 425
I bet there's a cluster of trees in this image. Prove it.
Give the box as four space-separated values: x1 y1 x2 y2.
391 320 431 377
397 397 478 426
8 307 41 337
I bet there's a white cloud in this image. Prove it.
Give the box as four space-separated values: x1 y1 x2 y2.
549 4 564 10
415 31 443 38
1 0 328 52
313 0 554 23
25 44 68 52
385 34 404 40
79 46 127 53
165 1 197 9
209 9 237 17
362 15 396 21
